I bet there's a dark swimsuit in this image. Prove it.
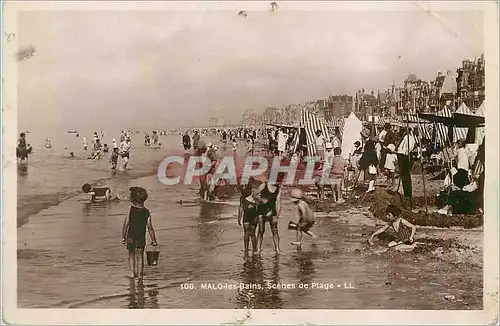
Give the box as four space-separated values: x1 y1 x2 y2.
182 135 191 150
17 138 28 159
241 197 259 226
91 187 110 202
258 183 279 222
126 206 150 251
393 219 414 244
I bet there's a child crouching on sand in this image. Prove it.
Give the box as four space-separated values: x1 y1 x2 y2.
369 204 417 247
82 183 120 202
122 187 158 279
290 188 317 246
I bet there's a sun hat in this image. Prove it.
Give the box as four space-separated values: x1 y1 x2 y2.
387 144 396 152
325 142 333 149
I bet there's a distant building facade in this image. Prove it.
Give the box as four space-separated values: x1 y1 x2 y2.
456 54 485 110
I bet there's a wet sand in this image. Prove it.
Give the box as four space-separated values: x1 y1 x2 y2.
17 177 482 309
17 135 483 309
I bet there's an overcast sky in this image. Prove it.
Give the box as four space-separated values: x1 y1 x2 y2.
17 8 484 132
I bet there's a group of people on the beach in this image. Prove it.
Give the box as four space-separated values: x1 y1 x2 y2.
74 119 484 280
238 177 318 256
144 131 161 148
79 131 132 171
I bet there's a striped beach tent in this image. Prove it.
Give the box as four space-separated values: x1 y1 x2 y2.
475 101 485 145
327 117 346 136
404 114 433 142
434 105 453 147
301 109 330 156
454 103 473 142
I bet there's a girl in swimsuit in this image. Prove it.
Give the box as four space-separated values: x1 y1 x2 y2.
369 204 417 246
238 184 260 256
122 187 158 279
256 173 284 254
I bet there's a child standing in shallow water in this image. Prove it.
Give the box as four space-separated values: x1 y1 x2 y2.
122 187 158 279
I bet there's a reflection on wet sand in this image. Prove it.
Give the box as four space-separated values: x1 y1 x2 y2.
198 202 226 245
126 278 159 309
18 164 29 176
237 255 284 309
295 249 316 285
82 201 110 217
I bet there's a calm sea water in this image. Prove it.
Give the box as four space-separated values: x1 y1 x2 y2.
16 133 482 309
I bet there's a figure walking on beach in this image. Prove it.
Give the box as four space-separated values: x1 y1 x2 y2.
359 129 378 193
122 187 158 279
182 131 191 152
315 130 326 161
17 132 29 164
120 137 131 171
193 130 200 152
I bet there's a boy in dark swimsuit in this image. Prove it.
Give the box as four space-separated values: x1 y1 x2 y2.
82 183 120 202
256 173 284 254
121 187 158 279
238 184 261 256
369 204 417 247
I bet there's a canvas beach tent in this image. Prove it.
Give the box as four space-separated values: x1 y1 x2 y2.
301 110 330 156
475 101 485 146
402 114 433 144
454 102 474 142
340 112 363 160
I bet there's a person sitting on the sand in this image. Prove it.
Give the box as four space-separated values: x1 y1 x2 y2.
369 204 416 247
82 183 120 202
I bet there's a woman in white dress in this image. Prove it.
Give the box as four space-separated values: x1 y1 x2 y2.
277 129 288 157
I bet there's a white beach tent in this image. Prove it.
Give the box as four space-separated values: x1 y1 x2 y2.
475 101 485 145
341 112 363 160
454 102 474 142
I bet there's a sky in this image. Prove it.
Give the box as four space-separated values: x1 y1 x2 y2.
16 7 484 132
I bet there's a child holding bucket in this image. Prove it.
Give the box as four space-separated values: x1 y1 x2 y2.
289 188 317 246
121 187 158 279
